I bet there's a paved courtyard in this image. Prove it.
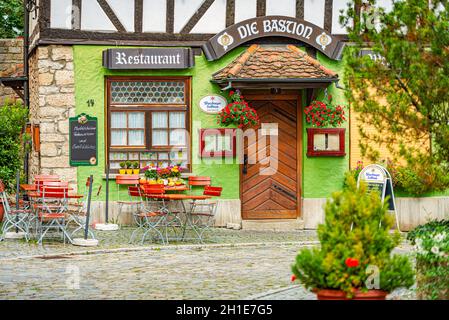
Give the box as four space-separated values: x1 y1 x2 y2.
0 229 415 300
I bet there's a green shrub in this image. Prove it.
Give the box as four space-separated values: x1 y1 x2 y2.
408 220 449 299
292 175 414 298
0 100 28 191
348 159 449 196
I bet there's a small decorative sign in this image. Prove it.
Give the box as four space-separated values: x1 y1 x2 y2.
69 113 98 166
199 95 227 114
102 48 194 70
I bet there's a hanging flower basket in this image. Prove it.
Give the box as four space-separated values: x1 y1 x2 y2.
217 90 260 129
304 95 346 128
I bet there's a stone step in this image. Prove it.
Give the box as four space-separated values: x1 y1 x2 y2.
242 219 304 231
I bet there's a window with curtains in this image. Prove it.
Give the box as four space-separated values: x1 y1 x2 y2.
107 78 190 173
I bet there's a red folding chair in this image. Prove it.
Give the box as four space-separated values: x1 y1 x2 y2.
130 184 167 244
188 176 211 188
189 185 223 242
0 180 32 241
116 175 140 223
36 186 72 244
66 177 98 239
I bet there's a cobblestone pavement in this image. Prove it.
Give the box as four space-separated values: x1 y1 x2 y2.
250 284 416 300
0 229 415 300
0 228 318 259
0 244 415 299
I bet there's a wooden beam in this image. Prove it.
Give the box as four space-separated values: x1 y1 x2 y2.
180 0 215 34
96 0 126 32
296 0 304 19
38 0 51 33
134 0 143 33
324 0 333 32
166 0 174 33
257 0 266 17
226 0 235 28
39 28 215 42
72 0 82 30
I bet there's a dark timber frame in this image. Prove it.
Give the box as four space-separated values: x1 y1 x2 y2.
31 0 348 51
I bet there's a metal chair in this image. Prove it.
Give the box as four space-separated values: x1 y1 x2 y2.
35 186 72 244
116 175 140 224
66 178 98 239
129 184 167 245
0 180 32 242
188 176 211 189
188 185 223 243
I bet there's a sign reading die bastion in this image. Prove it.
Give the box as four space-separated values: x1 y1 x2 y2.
202 16 346 61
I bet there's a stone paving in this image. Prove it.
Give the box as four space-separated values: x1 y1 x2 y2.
0 227 318 259
0 229 416 300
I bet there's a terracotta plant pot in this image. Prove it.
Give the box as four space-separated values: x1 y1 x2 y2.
316 289 388 300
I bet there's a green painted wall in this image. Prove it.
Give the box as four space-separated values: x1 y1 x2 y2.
73 45 350 202
74 45 246 201
302 51 350 198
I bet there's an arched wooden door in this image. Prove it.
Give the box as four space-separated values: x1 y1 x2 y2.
241 95 302 220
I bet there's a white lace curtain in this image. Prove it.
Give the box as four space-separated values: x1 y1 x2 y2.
111 112 144 146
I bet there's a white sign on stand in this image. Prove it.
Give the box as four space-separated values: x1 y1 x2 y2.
357 164 400 231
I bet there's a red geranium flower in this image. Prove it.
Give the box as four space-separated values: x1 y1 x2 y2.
291 274 297 282
345 258 359 268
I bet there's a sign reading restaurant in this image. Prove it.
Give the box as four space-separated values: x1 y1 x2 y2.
102 48 194 70
203 16 346 61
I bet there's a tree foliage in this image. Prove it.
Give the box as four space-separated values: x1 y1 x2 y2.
0 100 28 191
341 0 449 192
0 0 24 38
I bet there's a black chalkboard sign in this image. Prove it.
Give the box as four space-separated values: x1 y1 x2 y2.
69 114 98 166
367 182 384 195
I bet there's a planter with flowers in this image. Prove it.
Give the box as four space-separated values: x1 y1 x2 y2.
142 165 185 186
291 175 414 300
304 95 346 128
217 90 259 129
407 220 449 299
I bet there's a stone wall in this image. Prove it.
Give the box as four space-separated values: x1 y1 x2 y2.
0 38 23 105
28 45 77 190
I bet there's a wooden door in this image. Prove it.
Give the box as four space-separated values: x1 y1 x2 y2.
241 96 301 220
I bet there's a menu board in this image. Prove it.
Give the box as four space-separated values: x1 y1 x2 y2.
69 114 98 166
358 164 396 211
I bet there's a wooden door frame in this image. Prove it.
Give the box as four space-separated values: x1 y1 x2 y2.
240 93 303 220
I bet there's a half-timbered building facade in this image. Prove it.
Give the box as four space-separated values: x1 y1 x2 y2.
18 0 405 230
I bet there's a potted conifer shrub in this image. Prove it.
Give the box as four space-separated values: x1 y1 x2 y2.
132 161 140 174
291 175 414 300
119 162 126 175
125 160 133 174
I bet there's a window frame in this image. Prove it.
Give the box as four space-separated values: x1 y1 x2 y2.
306 128 346 157
106 76 191 173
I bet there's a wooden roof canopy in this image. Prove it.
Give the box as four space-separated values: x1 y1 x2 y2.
211 44 338 90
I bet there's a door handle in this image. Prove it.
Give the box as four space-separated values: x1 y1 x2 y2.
243 154 248 174
273 184 297 200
